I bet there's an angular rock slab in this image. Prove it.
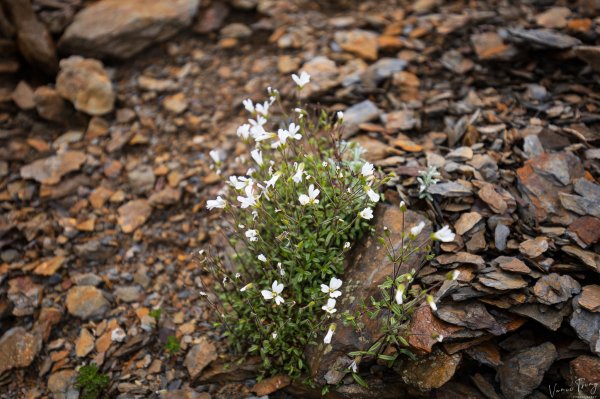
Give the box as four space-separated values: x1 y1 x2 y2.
516 152 584 225
58 0 200 59
307 205 432 386
0 327 42 375
497 342 558 399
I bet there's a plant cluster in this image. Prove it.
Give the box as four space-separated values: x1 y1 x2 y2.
75 364 109 399
201 72 387 378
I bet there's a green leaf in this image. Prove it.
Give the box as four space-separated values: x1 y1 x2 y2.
352 373 369 388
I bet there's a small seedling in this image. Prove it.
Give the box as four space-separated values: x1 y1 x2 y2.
164 335 181 355
149 308 162 321
75 364 109 399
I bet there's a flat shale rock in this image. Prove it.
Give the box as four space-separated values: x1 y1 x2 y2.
574 45 600 72
516 152 584 225
184 336 217 380
56 56 115 116
75 328 95 357
579 285 600 312
407 305 462 354
0 327 42 375
334 29 378 60
307 205 432 386
570 355 600 384
519 237 548 258
7 276 42 316
395 348 462 390
497 342 557 399
47 369 78 399
511 303 571 331
568 216 600 246
570 295 600 355
33 86 71 123
66 286 110 320
20 151 86 185
493 256 531 274
506 28 581 49
478 270 528 291
533 273 580 305
58 0 200 59
117 199 152 233
436 301 505 335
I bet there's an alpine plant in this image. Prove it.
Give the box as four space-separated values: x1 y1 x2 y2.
200 73 386 378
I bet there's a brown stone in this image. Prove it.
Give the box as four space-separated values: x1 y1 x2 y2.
7 276 42 316
118 199 152 233
494 256 531 274
33 255 66 276
20 151 86 185
334 29 378 60
471 32 516 60
58 0 200 59
33 86 71 123
56 56 115 116
570 355 600 384
533 273 581 305
568 216 600 246
184 336 217 380
407 305 462 354
11 81 35 110
66 286 110 320
252 375 292 396
395 348 462 390
76 328 95 357
454 212 482 235
0 327 42 375
579 285 600 312
519 237 548 258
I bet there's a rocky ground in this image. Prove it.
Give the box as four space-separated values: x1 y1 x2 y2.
1 0 600 398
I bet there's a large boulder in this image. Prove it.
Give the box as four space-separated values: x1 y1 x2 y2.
307 204 433 393
58 0 200 59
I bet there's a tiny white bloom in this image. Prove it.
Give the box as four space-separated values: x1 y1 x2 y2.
324 324 335 344
277 262 285 276
321 277 343 298
199 291 208 296
399 201 407 212
426 295 437 311
257 254 267 262
237 124 251 139
450 270 460 281
292 162 304 183
299 184 320 205
245 229 258 242
350 360 358 373
433 225 455 242
395 284 405 305
255 100 270 116
272 332 278 339
209 149 222 163
359 207 374 220
240 283 253 292
264 171 281 189
361 162 374 177
337 111 344 120
322 161 328 167
366 188 380 202
235 273 241 278
242 99 254 113
251 149 263 166
410 221 426 236
237 184 257 208
261 280 284 305
344 242 351 249
322 298 337 314
229 175 250 190
435 334 444 343
206 196 226 210
292 71 310 88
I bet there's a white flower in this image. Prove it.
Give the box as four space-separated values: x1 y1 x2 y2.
292 162 304 183
426 295 437 311
245 229 258 242
229 175 251 190
299 184 320 205
324 324 335 344
321 277 343 298
240 283 253 292
410 221 425 236
255 100 270 116
399 201 407 212
251 149 263 166
264 171 281 189
237 184 258 208
207 196 226 210
337 111 344 120
395 284 405 305
361 162 374 177
261 280 284 305
350 360 358 373
448 270 460 281
366 188 380 202
359 207 373 220
277 262 285 276
272 332 278 339
257 254 267 262
436 334 444 343
433 225 455 242
292 71 310 88
243 99 254 113
209 149 222 163
237 124 251 139
322 298 337 314
344 242 351 249
273 123 302 148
